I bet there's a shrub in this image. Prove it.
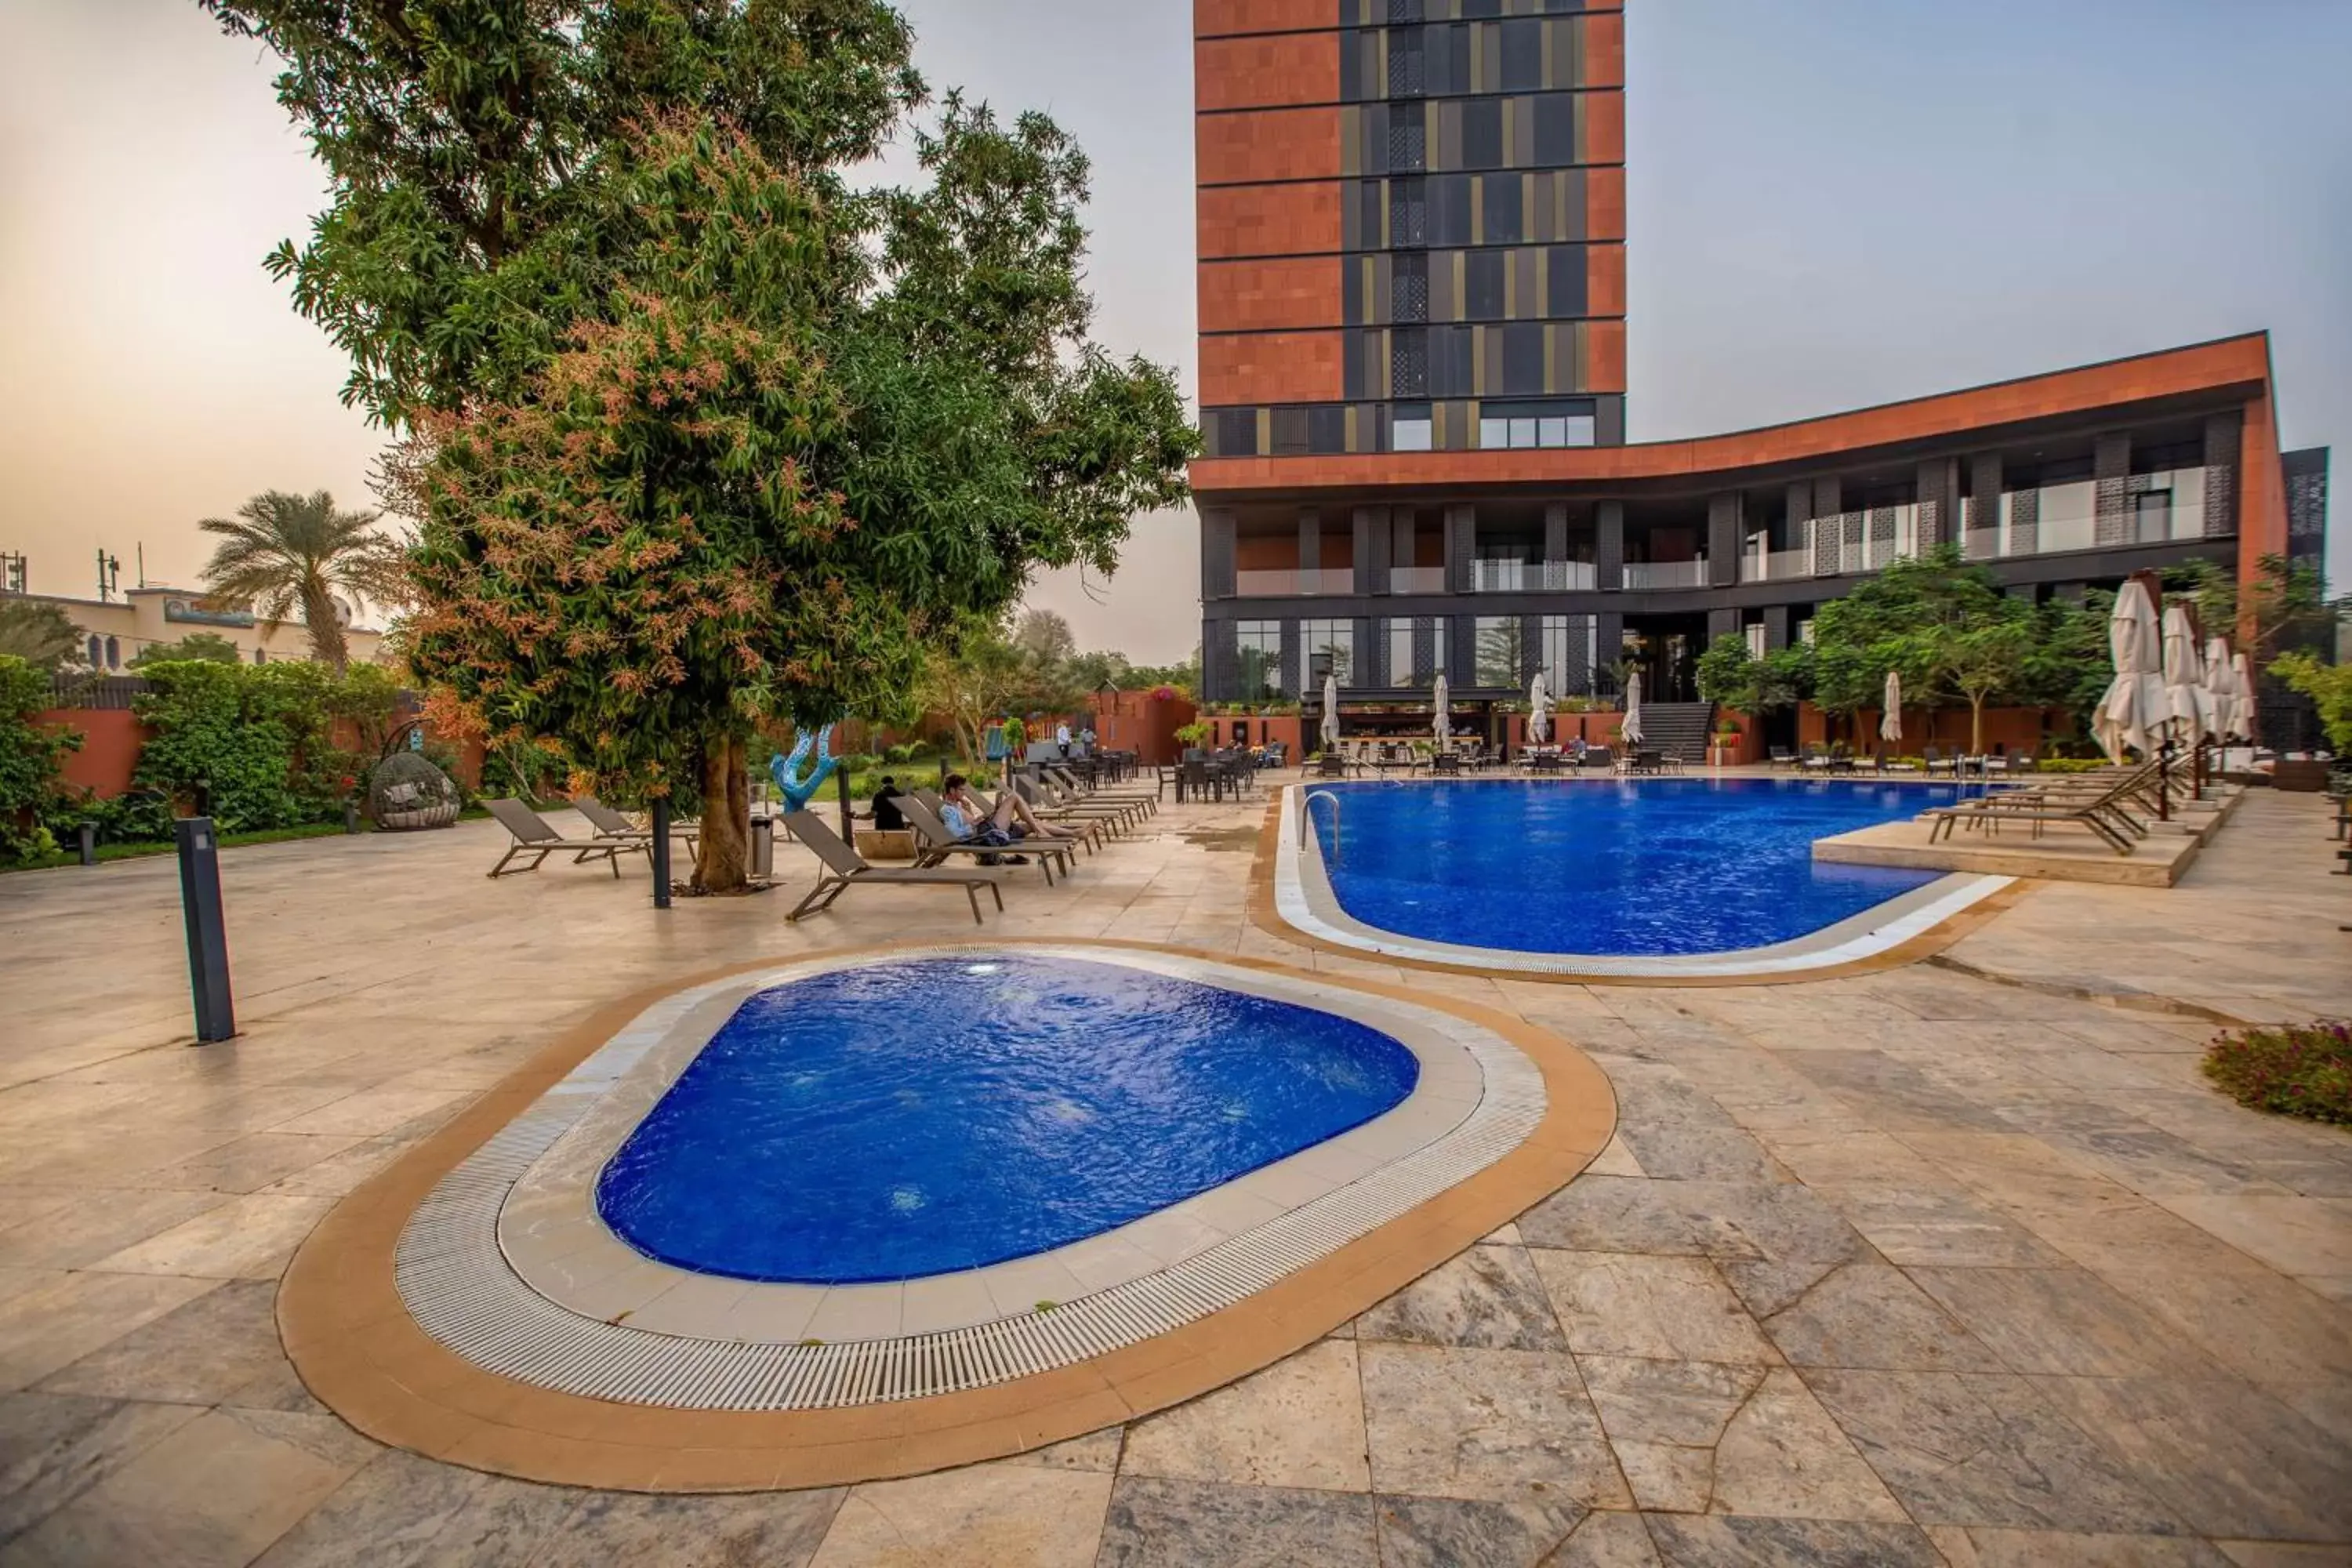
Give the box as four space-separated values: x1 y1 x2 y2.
2201 1019 2352 1125
0 655 80 862
132 660 303 832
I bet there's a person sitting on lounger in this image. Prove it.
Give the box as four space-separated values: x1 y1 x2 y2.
1567 736 1588 762
989 786 1082 840
940 775 1027 864
869 775 908 833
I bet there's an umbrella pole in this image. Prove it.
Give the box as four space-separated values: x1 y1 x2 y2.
2157 741 2171 822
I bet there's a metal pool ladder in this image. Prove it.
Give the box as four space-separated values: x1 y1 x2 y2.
1300 788 1341 866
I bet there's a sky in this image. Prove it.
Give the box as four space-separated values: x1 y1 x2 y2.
0 0 2344 662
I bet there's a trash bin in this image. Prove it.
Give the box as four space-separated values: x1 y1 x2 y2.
751 814 775 879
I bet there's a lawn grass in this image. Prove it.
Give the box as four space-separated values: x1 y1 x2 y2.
2201 1019 2352 1126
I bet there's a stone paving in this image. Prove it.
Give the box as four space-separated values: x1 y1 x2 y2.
0 785 2347 1566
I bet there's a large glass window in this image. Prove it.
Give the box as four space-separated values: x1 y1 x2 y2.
1298 619 1356 688
1538 615 1588 695
1393 402 1433 451
1481 174 1523 243
1474 615 1524 688
1385 618 1416 688
1475 398 1595 450
1236 621 1284 700
1205 408 1257 458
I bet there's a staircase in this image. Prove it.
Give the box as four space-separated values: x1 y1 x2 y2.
1631 702 1715 765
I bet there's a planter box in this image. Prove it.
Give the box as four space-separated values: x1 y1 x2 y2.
2272 759 2330 793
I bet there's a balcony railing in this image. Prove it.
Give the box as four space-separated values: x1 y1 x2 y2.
1388 565 1447 593
1232 567 1356 597
1621 559 1708 590
1470 558 1598 592
1965 470 2214 563
1745 549 1815 583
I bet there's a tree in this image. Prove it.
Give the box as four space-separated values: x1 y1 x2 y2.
1013 609 1076 668
129 632 245 669
197 490 408 671
208 6 1195 893
2269 652 2352 752
1694 634 1755 710
2170 554 2344 660
0 600 85 673
1934 614 2036 755
916 615 1027 775
0 655 81 862
1809 546 2010 741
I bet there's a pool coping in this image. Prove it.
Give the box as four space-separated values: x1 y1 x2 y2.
1253 784 2031 985
274 939 1616 1491
488 947 1512 1353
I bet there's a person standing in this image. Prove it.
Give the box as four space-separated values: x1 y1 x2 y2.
1055 720 1073 759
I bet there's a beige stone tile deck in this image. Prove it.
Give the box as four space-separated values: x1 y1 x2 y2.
0 782 2347 1563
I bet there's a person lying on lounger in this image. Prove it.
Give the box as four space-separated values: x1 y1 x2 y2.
939 775 1028 865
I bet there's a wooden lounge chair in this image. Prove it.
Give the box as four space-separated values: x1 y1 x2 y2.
573 796 700 856
978 789 1105 855
1039 771 1149 828
484 798 649 879
1922 768 2155 855
1010 776 1131 839
779 811 1009 924
896 796 1073 884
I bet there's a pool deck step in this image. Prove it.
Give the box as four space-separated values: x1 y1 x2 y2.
1813 815 2202 886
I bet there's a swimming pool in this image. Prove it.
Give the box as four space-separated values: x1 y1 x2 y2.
593 953 1421 1283
1298 777 1977 959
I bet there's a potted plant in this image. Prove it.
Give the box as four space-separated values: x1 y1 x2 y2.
1710 719 1743 768
1174 720 1210 759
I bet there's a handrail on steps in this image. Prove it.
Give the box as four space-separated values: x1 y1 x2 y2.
1300 788 1342 866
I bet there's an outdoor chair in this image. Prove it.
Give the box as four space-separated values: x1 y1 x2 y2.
573 797 700 858
484 798 649 879
1921 764 2158 855
1047 766 1153 823
981 786 1109 851
1584 746 1614 771
1922 746 1956 777
1050 764 1159 815
1018 774 1136 832
1316 752 1347 779
779 811 1010 924
1769 746 1795 768
895 796 1073 884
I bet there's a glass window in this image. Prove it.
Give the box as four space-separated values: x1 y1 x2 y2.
1465 250 1504 319
1387 29 1425 96
1537 416 1567 446
1386 618 1415 687
1501 324 1544 395
1432 326 1475 398
1235 621 1283 700
1473 616 1523 688
1544 244 1585 316
1499 19 1542 91
1393 405 1433 451
1431 175 1473 245
1478 415 1508 449
1563 412 1595 445
1481 175 1522 243
86 634 101 668
104 636 120 670
1461 99 1502 169
1269 407 1311 456
1744 622 1767 659
1532 93 1577 165
1308 405 1348 455
1797 619 1817 646
2132 489 2172 544
1207 408 1257 458
1299 619 1356 688
1539 615 1583 695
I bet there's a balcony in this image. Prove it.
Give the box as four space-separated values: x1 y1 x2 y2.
1745 549 1815 583
1621 559 1708 590
1233 567 1356 597
1388 565 1447 593
1963 470 2212 564
1471 559 1598 593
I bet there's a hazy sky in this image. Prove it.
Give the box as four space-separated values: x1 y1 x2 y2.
2 0 2344 662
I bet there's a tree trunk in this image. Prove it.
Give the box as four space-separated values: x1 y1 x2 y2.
1969 696 1986 756
301 582 350 673
692 735 752 894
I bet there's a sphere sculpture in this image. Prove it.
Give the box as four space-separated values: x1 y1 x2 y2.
368 751 462 830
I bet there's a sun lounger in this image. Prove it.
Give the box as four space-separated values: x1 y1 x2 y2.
1021 774 1139 832
976 789 1105 854
895 796 1073 884
485 798 651 879
1048 765 1159 815
1921 766 2156 855
779 811 1010 924
573 797 700 856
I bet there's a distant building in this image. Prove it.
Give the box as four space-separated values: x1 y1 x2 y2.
1189 2 2330 730
2 585 386 670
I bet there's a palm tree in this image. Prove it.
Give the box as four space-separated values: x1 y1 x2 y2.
0 597 86 672
197 491 410 671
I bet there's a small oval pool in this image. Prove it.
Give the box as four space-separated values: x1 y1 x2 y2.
593 954 1421 1283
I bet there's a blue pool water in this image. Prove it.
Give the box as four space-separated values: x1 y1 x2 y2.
594 955 1421 1283
1308 778 1970 956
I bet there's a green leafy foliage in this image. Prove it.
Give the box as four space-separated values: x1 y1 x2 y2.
201 3 1196 890
2269 652 2352 751
129 659 373 833
198 490 410 670
2201 1019 2352 1125
129 632 245 669
2169 554 2346 660
1693 634 1803 717
0 655 80 862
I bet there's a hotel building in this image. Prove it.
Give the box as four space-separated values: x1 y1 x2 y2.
1190 1 2328 746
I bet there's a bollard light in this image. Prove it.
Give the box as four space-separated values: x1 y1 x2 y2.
173 817 236 1043
77 822 95 866
651 798 673 909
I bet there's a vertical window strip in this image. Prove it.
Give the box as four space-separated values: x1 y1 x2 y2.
1572 94 1588 163
1254 408 1272 456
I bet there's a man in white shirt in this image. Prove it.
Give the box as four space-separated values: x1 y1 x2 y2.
1055 721 1072 759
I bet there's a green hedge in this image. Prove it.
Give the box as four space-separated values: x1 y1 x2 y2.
0 655 81 863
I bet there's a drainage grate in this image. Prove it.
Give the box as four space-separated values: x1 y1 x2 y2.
392 947 1547 1410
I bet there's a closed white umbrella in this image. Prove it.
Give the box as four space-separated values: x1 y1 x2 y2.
1527 671 1552 746
2160 604 2212 745
1880 670 1903 746
2202 636 2241 742
1620 670 1644 747
1432 671 1450 747
2231 652 2259 745
2092 579 2165 764
1320 672 1341 750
